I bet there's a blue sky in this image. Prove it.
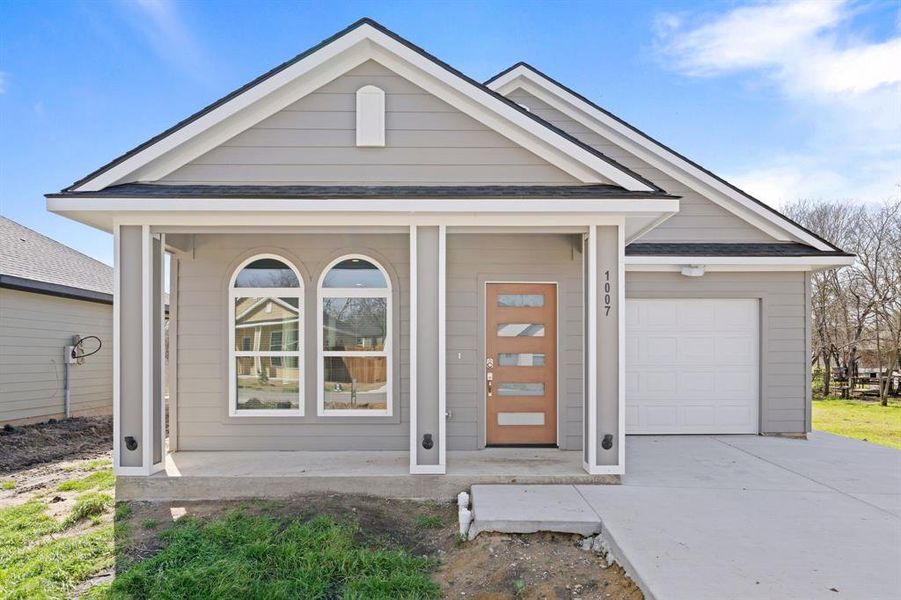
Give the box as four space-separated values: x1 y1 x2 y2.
1 0 898 265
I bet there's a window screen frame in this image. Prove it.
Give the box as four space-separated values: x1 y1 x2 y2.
317 254 393 417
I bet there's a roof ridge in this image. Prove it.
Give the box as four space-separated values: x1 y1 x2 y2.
485 62 846 253
61 18 661 194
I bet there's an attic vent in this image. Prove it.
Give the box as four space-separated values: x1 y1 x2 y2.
356 85 385 147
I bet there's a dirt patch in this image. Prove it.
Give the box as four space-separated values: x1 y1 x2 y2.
122 495 642 599
0 416 112 474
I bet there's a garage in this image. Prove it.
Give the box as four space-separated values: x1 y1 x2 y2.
625 299 759 434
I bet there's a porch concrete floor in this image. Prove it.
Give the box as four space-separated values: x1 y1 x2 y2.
116 448 615 501
470 433 901 600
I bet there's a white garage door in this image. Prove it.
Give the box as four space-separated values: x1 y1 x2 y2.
625 299 759 434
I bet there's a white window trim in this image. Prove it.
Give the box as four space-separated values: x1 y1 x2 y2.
228 254 304 417
317 254 393 417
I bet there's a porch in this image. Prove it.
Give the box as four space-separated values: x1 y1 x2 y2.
52 191 678 481
115 447 616 501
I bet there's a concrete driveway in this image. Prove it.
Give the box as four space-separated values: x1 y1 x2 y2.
577 432 901 600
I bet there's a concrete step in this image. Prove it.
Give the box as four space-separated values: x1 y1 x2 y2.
468 484 602 539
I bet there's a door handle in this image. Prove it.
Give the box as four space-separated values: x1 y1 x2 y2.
486 370 493 397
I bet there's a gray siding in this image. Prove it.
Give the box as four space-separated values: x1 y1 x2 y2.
445 234 584 450
162 61 580 186
0 288 112 424
175 233 410 451
626 271 808 434
507 90 776 243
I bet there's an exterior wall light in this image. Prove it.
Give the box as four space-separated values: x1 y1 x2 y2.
680 265 706 277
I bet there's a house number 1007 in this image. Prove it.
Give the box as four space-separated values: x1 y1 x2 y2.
603 270 612 316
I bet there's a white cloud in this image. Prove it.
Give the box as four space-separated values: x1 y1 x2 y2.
0 72 8 94
657 0 900 97
655 0 901 206
119 0 210 79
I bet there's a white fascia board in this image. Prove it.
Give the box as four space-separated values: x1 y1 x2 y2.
73 24 654 192
625 255 856 271
488 67 835 251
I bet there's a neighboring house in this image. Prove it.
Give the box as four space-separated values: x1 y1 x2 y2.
0 216 113 425
46 19 853 479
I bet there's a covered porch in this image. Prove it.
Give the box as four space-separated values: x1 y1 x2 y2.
48 187 678 484
116 447 617 501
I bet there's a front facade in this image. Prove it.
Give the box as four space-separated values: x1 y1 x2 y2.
47 20 852 478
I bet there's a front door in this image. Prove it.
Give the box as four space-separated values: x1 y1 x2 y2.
486 283 557 445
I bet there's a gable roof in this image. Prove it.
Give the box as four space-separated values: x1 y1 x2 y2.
64 19 659 194
485 62 845 253
0 216 113 303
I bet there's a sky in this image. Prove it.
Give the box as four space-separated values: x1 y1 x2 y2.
1 0 899 265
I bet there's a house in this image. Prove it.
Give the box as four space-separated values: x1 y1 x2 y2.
0 216 113 425
46 19 853 487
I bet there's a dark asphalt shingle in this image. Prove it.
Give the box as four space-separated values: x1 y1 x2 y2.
0 216 113 295
48 183 677 200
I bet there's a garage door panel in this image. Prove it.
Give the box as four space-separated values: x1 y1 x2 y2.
646 337 678 363
626 299 759 434
715 336 756 364
715 301 758 329
678 336 717 363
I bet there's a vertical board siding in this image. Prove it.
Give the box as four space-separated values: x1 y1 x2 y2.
445 234 584 451
507 90 776 243
175 233 410 451
626 271 808 433
0 289 112 424
161 61 579 186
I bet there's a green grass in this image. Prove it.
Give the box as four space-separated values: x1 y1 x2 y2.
57 469 115 492
93 511 440 600
414 514 443 529
140 519 158 530
63 492 114 528
1 480 15 490
0 500 113 599
813 397 901 449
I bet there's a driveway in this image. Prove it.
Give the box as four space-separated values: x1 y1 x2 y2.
577 432 901 600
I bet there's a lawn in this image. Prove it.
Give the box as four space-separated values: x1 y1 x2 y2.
0 456 441 600
812 396 901 449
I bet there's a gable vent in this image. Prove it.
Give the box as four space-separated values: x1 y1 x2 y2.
356 85 386 147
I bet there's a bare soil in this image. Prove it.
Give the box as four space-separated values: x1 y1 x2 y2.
0 416 112 474
122 496 642 600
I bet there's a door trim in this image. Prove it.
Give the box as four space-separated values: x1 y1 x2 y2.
482 281 559 447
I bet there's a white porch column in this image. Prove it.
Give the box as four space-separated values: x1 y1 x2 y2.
584 224 625 474
114 225 166 475
409 225 446 474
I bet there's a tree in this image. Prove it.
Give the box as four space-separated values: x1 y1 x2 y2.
784 194 901 401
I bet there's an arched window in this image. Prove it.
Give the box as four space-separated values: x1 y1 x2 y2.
228 255 303 416
318 255 392 416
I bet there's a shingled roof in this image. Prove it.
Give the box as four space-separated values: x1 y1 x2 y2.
48 183 677 200
0 216 113 302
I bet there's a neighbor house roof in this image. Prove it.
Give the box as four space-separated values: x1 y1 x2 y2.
0 216 113 303
48 183 677 200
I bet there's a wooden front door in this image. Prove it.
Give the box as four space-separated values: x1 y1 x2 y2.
486 283 557 445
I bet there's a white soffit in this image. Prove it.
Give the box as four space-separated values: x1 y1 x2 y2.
70 22 655 193
487 65 835 251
